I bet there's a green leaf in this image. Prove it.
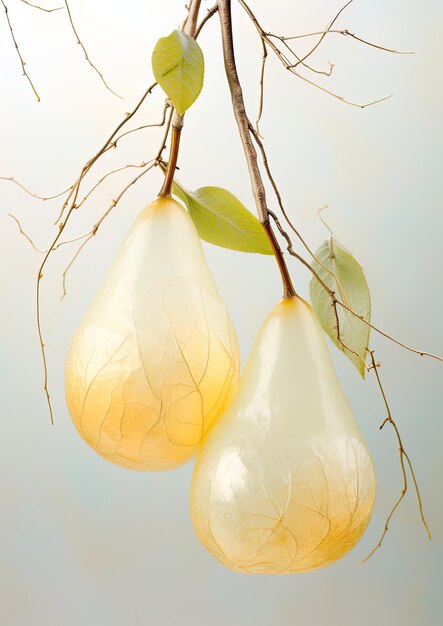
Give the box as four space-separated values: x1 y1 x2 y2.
309 239 371 377
151 30 204 115
171 179 273 255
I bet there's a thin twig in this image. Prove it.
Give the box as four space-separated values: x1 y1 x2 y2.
362 351 431 562
75 161 152 211
268 209 365 367
32 0 217 423
194 2 218 38
1 0 40 101
8 214 46 252
317 204 335 238
281 30 413 56
59 105 173 295
20 0 64 12
279 37 335 77
239 0 393 109
64 0 122 98
255 38 267 133
36 81 158 423
0 176 73 201
53 81 158 225
287 0 354 70
337 301 443 362
60 162 157 299
247 124 443 363
59 109 174 297
110 102 171 149
249 124 348 295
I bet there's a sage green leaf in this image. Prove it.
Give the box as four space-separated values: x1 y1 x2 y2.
152 30 204 115
309 239 371 377
171 179 273 254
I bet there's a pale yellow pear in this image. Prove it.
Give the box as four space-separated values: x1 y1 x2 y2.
190 296 376 573
65 197 239 470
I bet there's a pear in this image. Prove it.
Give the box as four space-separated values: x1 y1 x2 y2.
190 296 376 573
65 197 239 470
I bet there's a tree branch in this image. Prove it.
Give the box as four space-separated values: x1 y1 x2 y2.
239 0 393 109
158 0 202 197
1 0 40 101
362 351 431 562
20 1 63 12
64 0 122 98
218 0 296 299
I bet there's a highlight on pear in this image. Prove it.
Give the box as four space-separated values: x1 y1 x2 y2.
190 296 376 574
65 196 240 471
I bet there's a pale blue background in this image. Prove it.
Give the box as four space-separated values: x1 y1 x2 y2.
0 1 442 625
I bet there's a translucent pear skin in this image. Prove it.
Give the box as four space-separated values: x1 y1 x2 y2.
190 297 376 574
65 197 239 470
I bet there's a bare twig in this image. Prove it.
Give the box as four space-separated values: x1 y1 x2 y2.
63 0 122 98
287 0 354 70
317 204 335 238
74 161 152 211
247 125 443 363
337 301 443 362
59 109 174 297
8 214 46 252
1 0 40 101
255 38 267 133
20 0 63 12
110 101 171 149
194 2 218 38
281 30 413 56
279 37 335 77
36 81 158 422
53 81 158 226
239 0 393 109
60 162 157 299
0 175 73 201
362 351 431 562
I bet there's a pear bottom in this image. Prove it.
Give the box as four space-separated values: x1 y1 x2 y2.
191 436 375 574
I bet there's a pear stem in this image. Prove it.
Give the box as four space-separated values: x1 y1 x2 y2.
158 123 182 197
158 0 202 199
218 0 297 299
263 223 297 299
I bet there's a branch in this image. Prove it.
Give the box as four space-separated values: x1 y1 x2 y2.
63 0 122 98
280 30 413 56
0 175 72 201
60 161 158 299
34 0 219 423
60 108 173 298
20 1 63 11
8 214 46 252
1 0 40 101
36 80 158 423
281 218 443 362
285 0 355 70
218 0 296 299
246 122 443 363
159 0 202 198
194 2 218 39
255 38 267 133
362 351 431 562
239 0 393 109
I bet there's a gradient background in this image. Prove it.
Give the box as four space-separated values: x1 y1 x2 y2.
1 1 442 624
